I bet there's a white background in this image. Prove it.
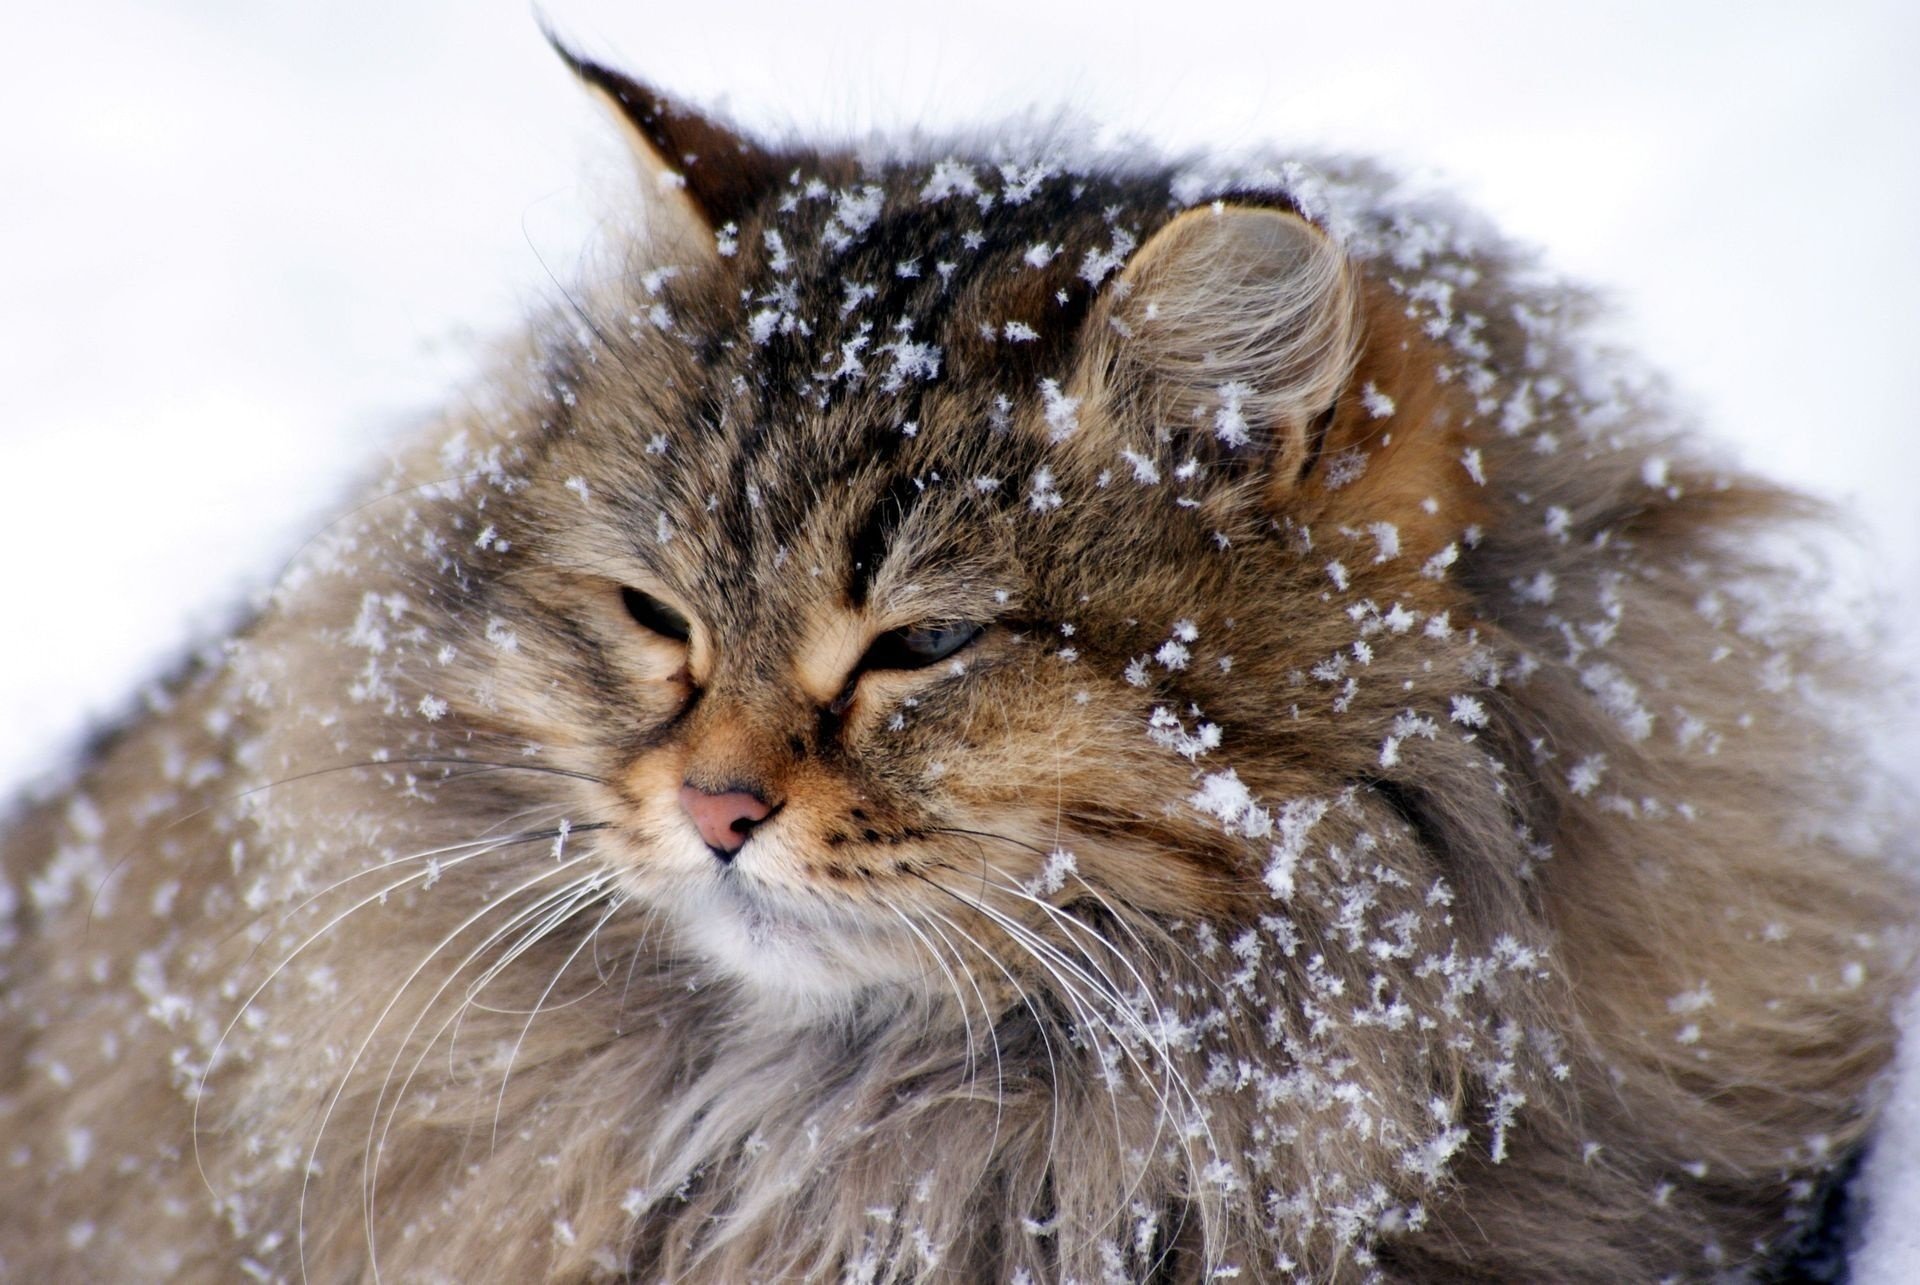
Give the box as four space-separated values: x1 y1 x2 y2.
2 0 1917 1267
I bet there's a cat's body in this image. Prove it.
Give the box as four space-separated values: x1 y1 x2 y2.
1 48 1910 1283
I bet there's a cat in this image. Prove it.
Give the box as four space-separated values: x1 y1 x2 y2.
1 35 1912 1283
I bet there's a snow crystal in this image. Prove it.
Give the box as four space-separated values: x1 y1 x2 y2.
1189 770 1269 837
919 161 979 203
1078 227 1136 286
1511 571 1557 606
1361 382 1396 419
1449 694 1489 727
748 309 783 345
1024 849 1078 896
830 337 869 383
1566 756 1607 797
880 337 942 391
824 186 885 252
763 228 792 274
998 161 1051 204
1213 382 1253 448
1149 707 1222 760
1667 985 1715 1014
1027 467 1063 513
1120 449 1160 484
1039 379 1082 442
1312 449 1366 496
1580 663 1655 741
841 281 879 316
1264 797 1330 901
1420 544 1459 580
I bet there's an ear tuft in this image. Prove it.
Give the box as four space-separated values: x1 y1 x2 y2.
1104 205 1359 480
544 29 780 258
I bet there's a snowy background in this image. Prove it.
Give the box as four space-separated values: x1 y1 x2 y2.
2 0 1917 1271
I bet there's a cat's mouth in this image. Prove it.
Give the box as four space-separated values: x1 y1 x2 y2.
708 866 807 947
637 836 929 1007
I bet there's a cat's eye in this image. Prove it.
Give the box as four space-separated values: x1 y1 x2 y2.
620 586 692 643
857 621 984 672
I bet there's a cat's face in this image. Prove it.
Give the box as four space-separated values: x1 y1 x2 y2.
470 297 1246 1006
379 65 1466 1015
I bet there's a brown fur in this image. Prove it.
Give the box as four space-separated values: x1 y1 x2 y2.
1 46 1911 1283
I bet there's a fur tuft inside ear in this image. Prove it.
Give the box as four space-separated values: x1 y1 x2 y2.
544 30 780 262
1100 205 1359 483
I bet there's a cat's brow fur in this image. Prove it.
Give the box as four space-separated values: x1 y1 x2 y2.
1 48 1912 1284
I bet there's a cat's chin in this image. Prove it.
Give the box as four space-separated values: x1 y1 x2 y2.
651 853 934 1018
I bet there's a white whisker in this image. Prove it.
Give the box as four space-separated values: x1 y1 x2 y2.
488 885 623 1144
193 823 580 1207
290 851 601 1283
361 870 619 1247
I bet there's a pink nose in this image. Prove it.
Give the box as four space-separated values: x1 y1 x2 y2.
678 785 774 857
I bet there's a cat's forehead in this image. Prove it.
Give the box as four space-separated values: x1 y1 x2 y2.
654 157 1171 445
579 161 1172 580
763 164 1154 363
629 412 1029 626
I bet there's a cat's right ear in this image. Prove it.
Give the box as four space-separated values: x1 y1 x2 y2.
546 32 780 263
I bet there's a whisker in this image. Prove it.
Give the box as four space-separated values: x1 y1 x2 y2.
193 823 587 1203
490 887 624 1146
972 863 1228 1221
912 903 1063 1180
885 904 986 1079
363 872 623 1257
96 765 613 933
916 874 1209 1247
899 906 1027 1200
292 851 602 1282
929 822 1236 1012
258 820 614 944
615 905 669 1033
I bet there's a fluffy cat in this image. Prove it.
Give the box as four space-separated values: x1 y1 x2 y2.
1 39 1911 1283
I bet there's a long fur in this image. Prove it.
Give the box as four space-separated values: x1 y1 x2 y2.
0 71 1911 1283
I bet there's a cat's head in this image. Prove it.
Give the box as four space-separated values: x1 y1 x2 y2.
348 49 1481 1016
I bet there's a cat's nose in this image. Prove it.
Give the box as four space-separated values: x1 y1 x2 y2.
678 784 774 859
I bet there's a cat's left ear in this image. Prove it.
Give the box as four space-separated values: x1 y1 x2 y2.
547 34 781 262
1082 203 1360 490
